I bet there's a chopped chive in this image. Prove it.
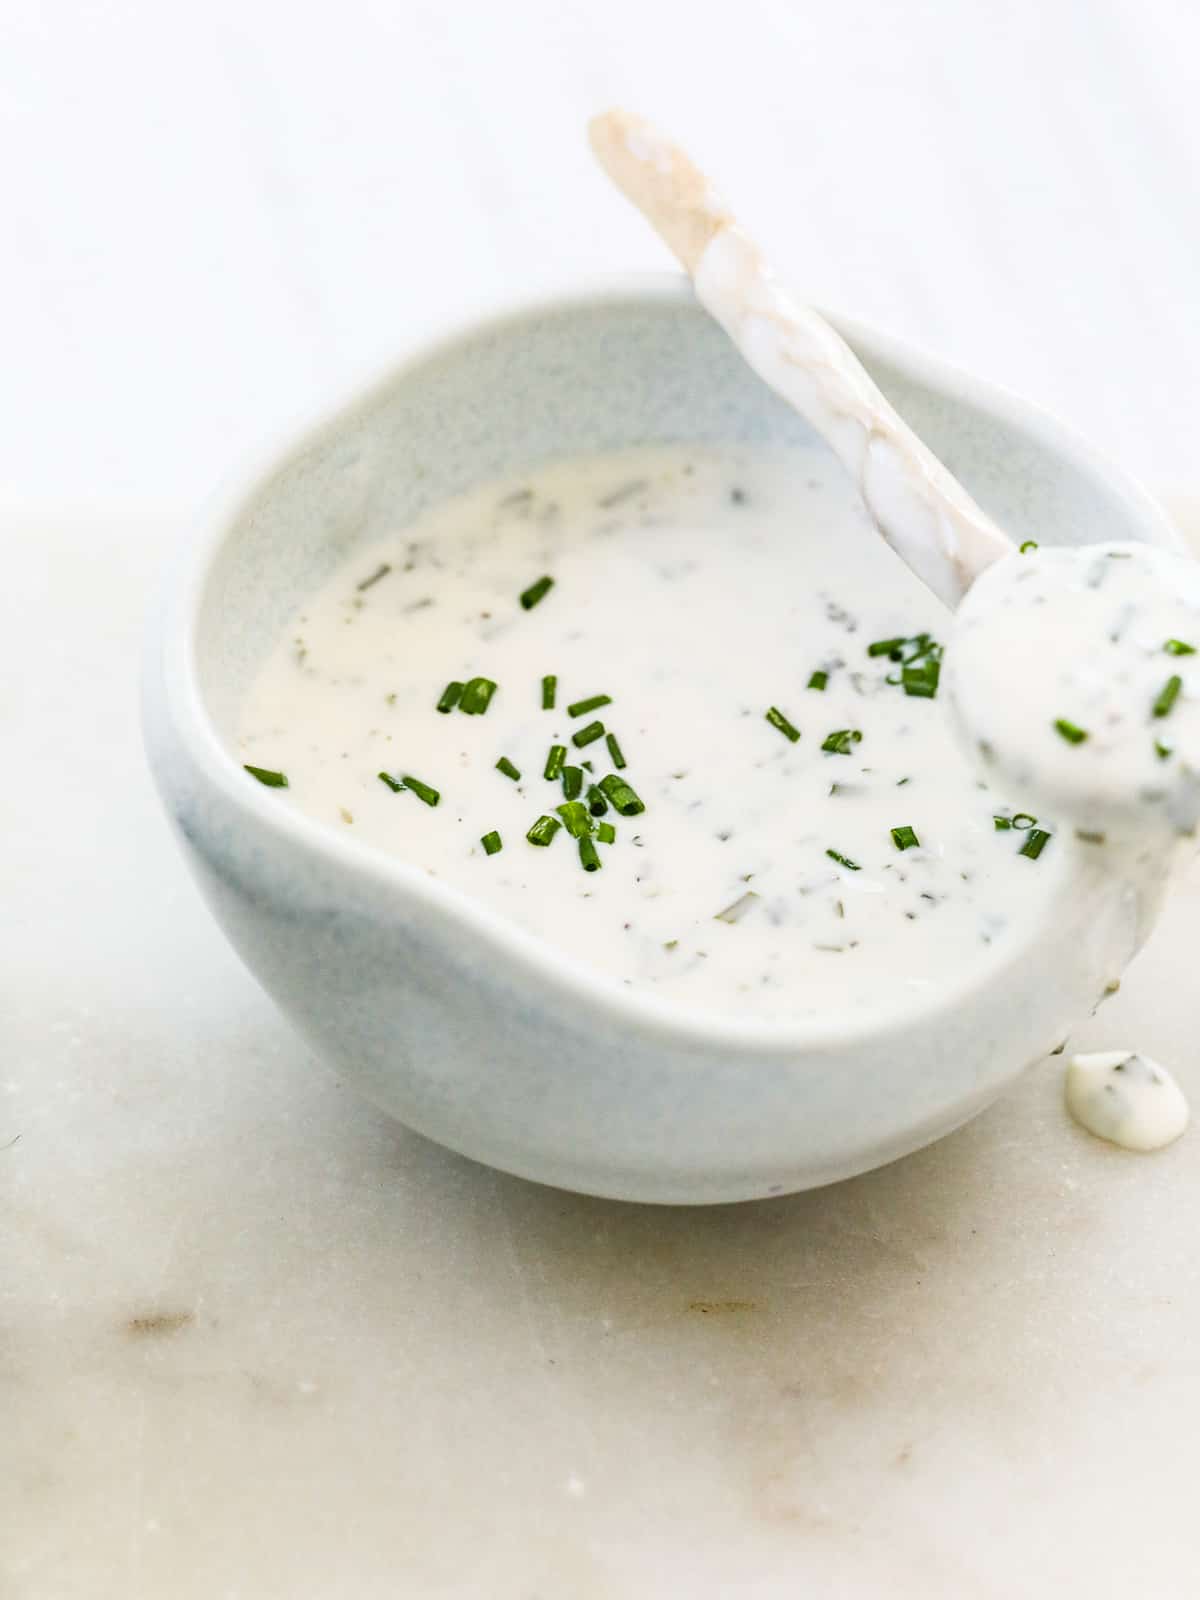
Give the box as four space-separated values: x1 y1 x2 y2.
1019 540 1039 553
460 676 497 715
526 815 561 846
402 775 440 807
520 575 554 611
541 674 557 710
1165 639 1196 656
586 784 609 817
822 728 863 756
495 756 521 782
1153 675 1183 718
599 774 645 816
544 744 567 781
356 561 392 591
572 720 605 748
766 706 801 743
245 764 289 788
481 830 503 856
557 800 593 838
581 760 593 772
714 890 760 924
1012 813 1038 830
826 848 861 871
567 693 612 718
436 680 464 713
561 765 583 800
377 771 404 792
605 732 627 769
868 637 906 658
1019 828 1052 860
597 821 616 844
1054 718 1089 745
1155 739 1173 761
993 815 1012 831
578 836 602 872
891 825 920 851
807 670 828 691
902 658 940 698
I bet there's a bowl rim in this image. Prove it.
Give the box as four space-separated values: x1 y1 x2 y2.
152 273 1182 1054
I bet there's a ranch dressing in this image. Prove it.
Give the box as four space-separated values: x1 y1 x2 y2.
237 445 1071 1023
1066 1051 1189 1152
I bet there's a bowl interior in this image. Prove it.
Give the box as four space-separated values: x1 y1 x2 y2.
195 283 1176 738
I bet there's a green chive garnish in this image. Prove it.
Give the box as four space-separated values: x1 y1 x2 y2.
1165 639 1196 656
1154 675 1183 718
766 707 801 743
807 671 828 691
598 774 645 816
495 756 521 782
1156 739 1173 761
868 637 906 658
1019 540 1039 553
1012 813 1037 830
826 848 861 871
561 765 583 800
597 821 616 844
891 825 920 851
605 732 627 769
557 800 593 838
481 830 503 856
436 681 464 713
822 729 862 755
993 815 1012 830
572 720 605 748
1019 828 1051 860
460 676 497 715
542 674 557 710
902 658 940 698
377 771 404 792
544 744 567 781
244 764 289 788
578 836 602 872
1054 718 1088 744
402 775 440 807
567 693 612 718
586 784 609 816
520 575 554 611
526 815 561 846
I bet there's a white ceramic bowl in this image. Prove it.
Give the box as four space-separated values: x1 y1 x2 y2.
143 278 1180 1204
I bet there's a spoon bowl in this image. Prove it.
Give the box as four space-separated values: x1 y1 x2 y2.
143 278 1181 1203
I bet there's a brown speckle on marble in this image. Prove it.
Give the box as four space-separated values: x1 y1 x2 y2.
124 1310 193 1338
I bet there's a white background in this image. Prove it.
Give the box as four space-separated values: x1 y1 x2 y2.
8 3 1200 1596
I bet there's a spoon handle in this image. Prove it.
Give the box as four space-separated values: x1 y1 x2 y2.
589 110 1015 609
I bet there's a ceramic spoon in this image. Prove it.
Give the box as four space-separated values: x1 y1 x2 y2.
589 109 1200 839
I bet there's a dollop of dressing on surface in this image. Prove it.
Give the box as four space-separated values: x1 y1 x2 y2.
237 446 1071 1022
1066 1050 1189 1152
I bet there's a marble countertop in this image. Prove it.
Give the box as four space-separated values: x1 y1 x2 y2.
9 2 1200 1594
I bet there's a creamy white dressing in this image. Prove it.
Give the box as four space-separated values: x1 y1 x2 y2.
1065 1050 1189 1152
237 445 1072 1022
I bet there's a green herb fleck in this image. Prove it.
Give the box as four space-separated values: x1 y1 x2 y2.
807 670 828 691
402 775 440 807
567 693 612 718
1019 828 1051 860
1155 739 1173 761
561 765 583 800
541 674 557 710
868 637 906 658
1153 675 1183 718
902 657 941 698
586 784 609 817
605 731 627 769
1165 639 1196 656
822 728 863 756
826 848 861 871
1054 718 1088 744
766 706 801 743
891 825 920 851
245 764 289 788
597 821 616 844
460 676 497 715
544 744 567 781
578 836 602 873
481 830 503 856
436 681 464 713
377 771 404 793
598 774 645 816
1019 540 1039 553
557 800 593 838
520 575 554 611
1012 813 1038 830
495 756 521 782
994 815 1012 831
526 815 561 847
572 720 606 748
